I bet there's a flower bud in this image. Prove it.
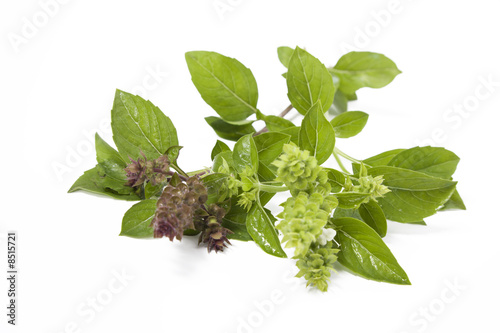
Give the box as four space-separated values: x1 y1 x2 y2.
237 189 257 212
349 174 390 204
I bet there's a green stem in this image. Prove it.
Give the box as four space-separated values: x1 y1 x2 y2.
260 181 284 185
332 150 349 174
171 164 189 177
334 147 362 164
187 168 211 177
258 183 289 193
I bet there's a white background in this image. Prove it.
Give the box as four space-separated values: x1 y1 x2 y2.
1 0 499 332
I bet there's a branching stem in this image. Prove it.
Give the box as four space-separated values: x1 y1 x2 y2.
334 147 362 164
258 184 289 193
332 150 349 174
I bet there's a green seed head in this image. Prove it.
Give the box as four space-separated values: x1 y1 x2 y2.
272 143 322 193
296 244 340 292
277 191 336 258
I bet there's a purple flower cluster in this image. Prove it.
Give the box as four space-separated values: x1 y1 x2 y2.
198 204 232 253
151 176 207 241
125 153 170 187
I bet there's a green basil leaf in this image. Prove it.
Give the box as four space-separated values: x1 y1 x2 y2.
202 173 229 205
278 126 300 145
335 192 370 209
253 131 290 181
70 133 138 198
246 202 287 258
183 229 201 236
211 140 231 160
222 119 256 126
222 192 276 230
95 164 132 195
328 90 348 115
223 198 248 225
212 151 234 173
388 146 460 180
368 166 457 222
286 47 335 115
219 198 252 241
256 111 295 132
262 115 295 131
144 182 163 199
95 133 125 166
233 134 259 176
299 103 336 165
386 147 463 212
185 51 258 122
333 201 386 237
223 219 253 242
330 111 369 138
324 168 346 193
330 71 341 89
332 217 410 285
277 46 294 68
94 133 133 194
333 207 363 220
331 51 401 95
119 199 156 238
68 167 140 201
111 90 178 161
205 116 255 141
407 220 427 226
168 172 182 187
358 200 387 237
345 92 358 101
259 191 276 206
254 132 291 166
257 162 277 182
440 189 466 211
364 149 406 166
165 145 183 167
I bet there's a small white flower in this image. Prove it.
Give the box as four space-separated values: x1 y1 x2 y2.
317 228 336 246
